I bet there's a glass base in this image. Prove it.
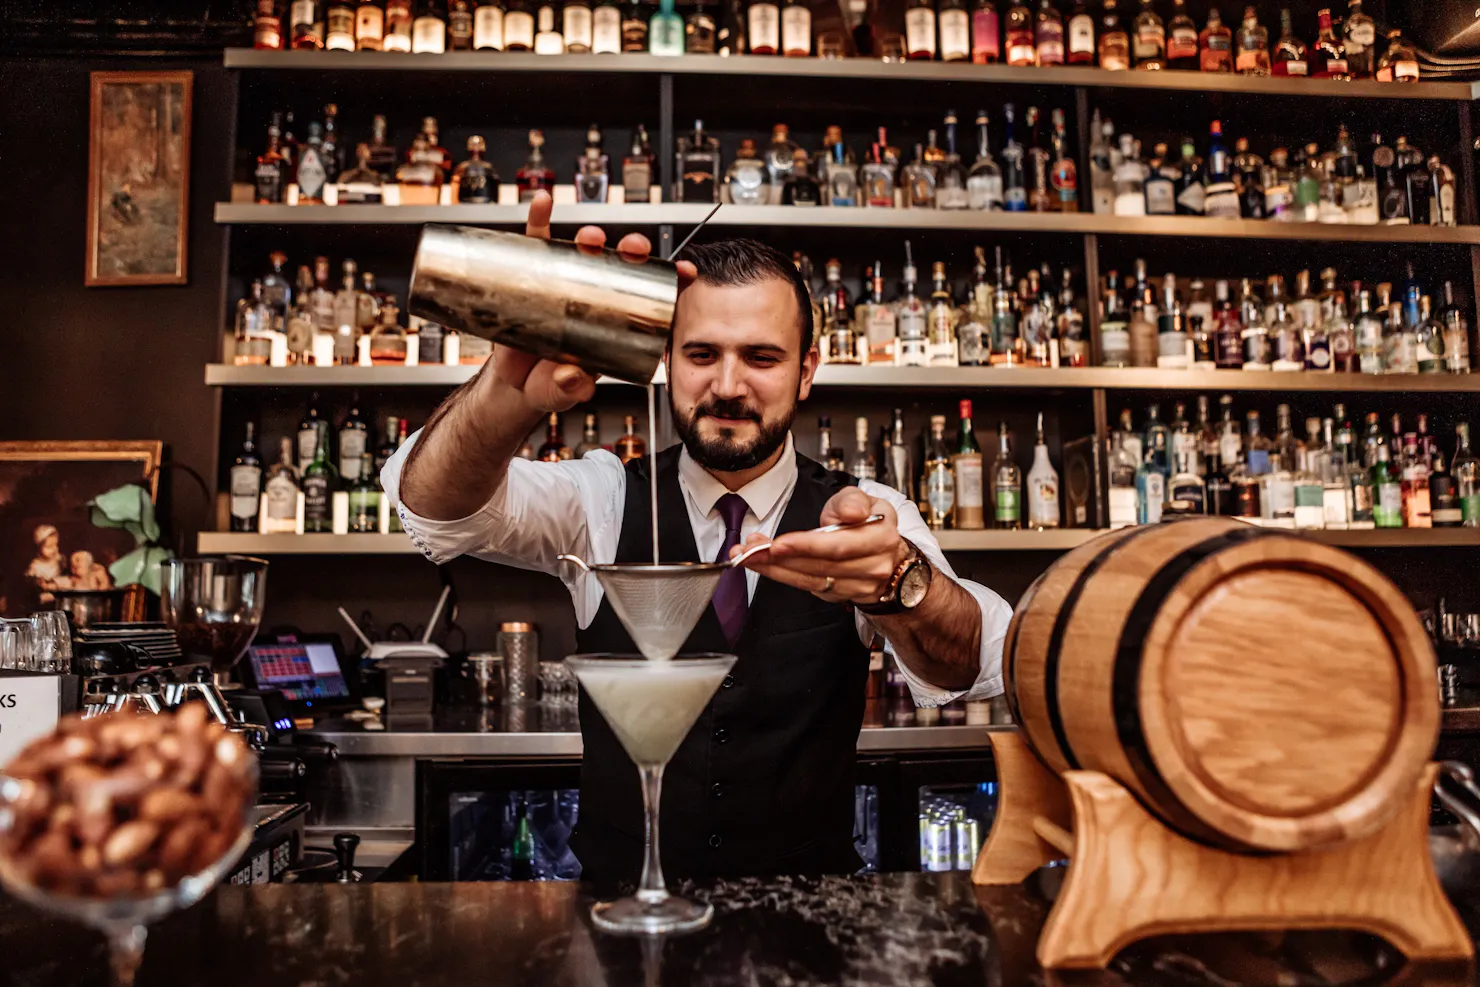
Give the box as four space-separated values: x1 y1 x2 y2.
590 892 713 936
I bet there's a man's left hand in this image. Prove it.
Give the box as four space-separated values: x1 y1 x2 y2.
733 487 911 605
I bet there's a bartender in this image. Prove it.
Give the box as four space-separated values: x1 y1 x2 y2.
382 192 1013 881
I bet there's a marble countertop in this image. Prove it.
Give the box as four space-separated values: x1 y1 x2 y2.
3 871 1464 987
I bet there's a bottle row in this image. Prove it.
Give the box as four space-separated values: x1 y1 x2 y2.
248 104 1459 228
230 246 1475 376
251 0 1424 83
1105 397 1480 529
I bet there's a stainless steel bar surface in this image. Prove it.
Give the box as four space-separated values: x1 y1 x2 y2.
408 224 678 384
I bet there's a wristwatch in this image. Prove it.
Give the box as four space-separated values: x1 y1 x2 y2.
857 540 933 616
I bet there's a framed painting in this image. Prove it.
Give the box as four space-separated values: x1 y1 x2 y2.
85 71 193 286
0 442 163 618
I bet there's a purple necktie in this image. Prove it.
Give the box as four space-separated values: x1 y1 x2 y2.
712 493 749 647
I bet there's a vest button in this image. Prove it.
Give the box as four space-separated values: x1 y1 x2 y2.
708 834 722 849
714 727 729 744
711 782 722 797
722 675 735 689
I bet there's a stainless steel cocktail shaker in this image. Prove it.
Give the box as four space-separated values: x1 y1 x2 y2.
408 224 679 384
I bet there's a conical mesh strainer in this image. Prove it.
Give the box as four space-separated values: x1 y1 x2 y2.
558 513 885 661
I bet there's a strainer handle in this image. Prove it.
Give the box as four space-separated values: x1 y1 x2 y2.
556 554 593 573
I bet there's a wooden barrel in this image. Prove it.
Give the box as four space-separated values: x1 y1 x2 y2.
1004 517 1438 853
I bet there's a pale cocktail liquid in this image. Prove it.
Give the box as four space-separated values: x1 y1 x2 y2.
576 660 731 765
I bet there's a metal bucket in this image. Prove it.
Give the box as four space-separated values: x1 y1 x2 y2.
408 224 678 384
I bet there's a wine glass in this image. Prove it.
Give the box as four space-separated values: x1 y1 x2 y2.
158 556 268 687
565 653 735 935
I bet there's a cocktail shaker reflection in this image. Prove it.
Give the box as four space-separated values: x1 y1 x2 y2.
408 224 679 384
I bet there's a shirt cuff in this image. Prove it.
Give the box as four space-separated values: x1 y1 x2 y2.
381 431 507 565
889 578 1010 709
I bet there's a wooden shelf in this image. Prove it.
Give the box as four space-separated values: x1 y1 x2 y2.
204 363 1480 393
222 49 1476 101
198 526 1480 556
212 202 1480 244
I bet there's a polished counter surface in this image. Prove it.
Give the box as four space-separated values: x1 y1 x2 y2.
4 872 1464 987
306 706 1007 757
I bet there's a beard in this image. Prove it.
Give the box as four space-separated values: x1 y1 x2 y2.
672 393 796 472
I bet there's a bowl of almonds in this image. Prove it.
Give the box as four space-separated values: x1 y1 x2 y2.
0 702 256 986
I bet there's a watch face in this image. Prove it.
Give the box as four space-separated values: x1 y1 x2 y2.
900 563 931 609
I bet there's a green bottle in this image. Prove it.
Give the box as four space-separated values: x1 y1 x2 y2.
302 420 336 533
510 803 535 880
1370 443 1403 528
349 453 380 533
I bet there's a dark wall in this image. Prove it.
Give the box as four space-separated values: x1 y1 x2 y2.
0 55 233 549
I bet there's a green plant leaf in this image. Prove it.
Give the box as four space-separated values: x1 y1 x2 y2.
88 485 159 547
108 544 172 596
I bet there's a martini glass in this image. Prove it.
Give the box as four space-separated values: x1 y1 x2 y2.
566 652 736 935
158 556 268 688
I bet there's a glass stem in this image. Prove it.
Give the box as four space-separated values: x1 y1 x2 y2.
636 762 668 904
107 923 148 987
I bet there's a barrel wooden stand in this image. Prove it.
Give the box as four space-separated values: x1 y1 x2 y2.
973 731 1473 970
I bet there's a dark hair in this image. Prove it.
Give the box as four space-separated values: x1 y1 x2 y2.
683 238 815 354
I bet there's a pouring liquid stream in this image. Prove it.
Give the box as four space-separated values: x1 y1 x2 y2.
647 382 661 567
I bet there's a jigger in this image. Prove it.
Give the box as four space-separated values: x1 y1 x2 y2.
408 224 680 384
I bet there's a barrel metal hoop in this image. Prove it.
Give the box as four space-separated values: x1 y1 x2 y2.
1043 524 1163 771
1002 570 1048 732
1111 524 1272 850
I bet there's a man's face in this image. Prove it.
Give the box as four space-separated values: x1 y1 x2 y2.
667 277 818 472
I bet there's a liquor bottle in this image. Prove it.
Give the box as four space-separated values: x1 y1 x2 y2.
261 438 300 535
325 0 357 48
1026 412 1060 528
616 125 652 203
1168 441 1206 514
346 453 379 533
686 0 717 50
411 0 449 50
925 262 958 365
724 138 769 205
255 0 285 48
859 263 898 364
291 0 326 47
295 122 329 204
964 111 1005 210
1004 0 1034 64
1370 443 1401 527
1429 452 1461 527
1143 142 1176 214
1086 111 1113 213
896 248 929 367
1236 278 1269 370
1114 134 1149 209
938 0 969 60
782 149 822 205
1048 108 1077 212
1230 137 1262 217
1397 137 1432 225
530 0 562 51
614 415 645 463
1132 0 1165 69
1439 281 1471 374
302 422 336 534
1054 0 1089 63
589 0 619 49
617 0 646 48
818 415 834 464
905 0 937 58
900 143 937 209
1098 270 1130 366
1413 295 1446 374
261 251 293 322
1271 7 1305 75
1033 0 1063 65
563 0 593 48
337 397 370 482
1342 0 1375 77
254 117 288 205
972 0 1000 62
473 0 504 46
1173 136 1203 215
989 421 1019 530
233 281 275 367
445 0 473 45
1312 6 1348 78
1208 279 1238 368
295 396 325 475
1154 272 1185 368
849 417 878 481
1399 434 1431 527
888 410 913 497
1453 424 1480 526
958 258 990 367
1372 136 1408 224
1107 428 1139 528
536 413 569 461
1097 0 1129 68
229 423 264 533
1136 428 1168 523
935 112 970 209
1127 260 1157 367
1057 269 1085 367
514 130 556 202
453 136 498 203
374 415 402 475
575 124 611 203
1375 28 1419 82
923 416 955 529
746 0 779 52
1268 293 1303 371
1199 6 1231 71
1234 4 1268 74
1001 103 1027 211
649 0 683 52
384 0 414 46
1201 121 1238 217
1164 0 1196 69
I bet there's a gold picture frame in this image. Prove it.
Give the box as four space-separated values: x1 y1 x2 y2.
0 441 163 618
85 71 193 287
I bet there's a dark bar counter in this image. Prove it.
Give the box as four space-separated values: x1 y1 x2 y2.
4 872 1473 987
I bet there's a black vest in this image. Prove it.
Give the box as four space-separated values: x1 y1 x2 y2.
570 446 870 883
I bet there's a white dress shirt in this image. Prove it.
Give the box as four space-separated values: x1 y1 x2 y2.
381 432 1012 707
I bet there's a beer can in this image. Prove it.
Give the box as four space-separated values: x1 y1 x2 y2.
925 814 953 872
954 817 981 871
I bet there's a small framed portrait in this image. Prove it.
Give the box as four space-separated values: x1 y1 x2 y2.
85 71 193 286
0 442 163 617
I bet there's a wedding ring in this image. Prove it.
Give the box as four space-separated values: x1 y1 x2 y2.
822 576 835 594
